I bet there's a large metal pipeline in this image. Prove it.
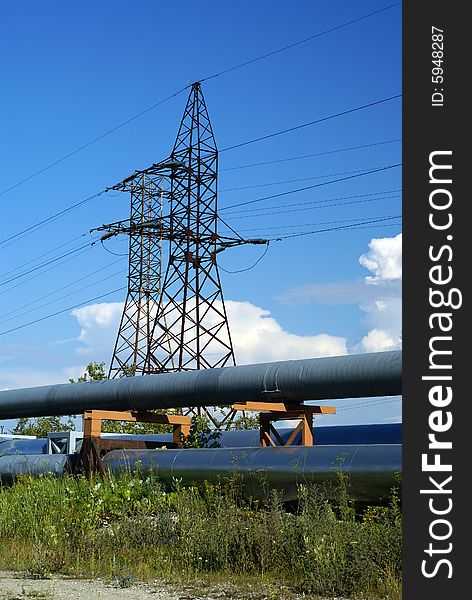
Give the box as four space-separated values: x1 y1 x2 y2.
0 351 401 419
0 423 402 457
141 422 402 448
0 444 401 504
0 454 70 484
102 444 401 503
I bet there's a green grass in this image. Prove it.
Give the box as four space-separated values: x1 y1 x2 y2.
0 473 402 599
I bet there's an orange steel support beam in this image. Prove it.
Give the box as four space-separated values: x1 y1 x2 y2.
233 401 336 447
79 409 192 477
83 409 191 445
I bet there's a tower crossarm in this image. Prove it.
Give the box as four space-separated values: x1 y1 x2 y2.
92 221 268 251
105 157 190 194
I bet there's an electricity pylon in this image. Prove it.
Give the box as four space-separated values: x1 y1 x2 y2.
93 82 266 427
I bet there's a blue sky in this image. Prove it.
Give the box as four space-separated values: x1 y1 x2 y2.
0 1 401 431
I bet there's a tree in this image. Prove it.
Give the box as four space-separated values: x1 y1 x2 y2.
68 361 107 383
12 415 76 437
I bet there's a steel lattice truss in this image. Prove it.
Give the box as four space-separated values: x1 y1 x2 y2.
147 83 235 375
106 169 168 378
94 83 267 426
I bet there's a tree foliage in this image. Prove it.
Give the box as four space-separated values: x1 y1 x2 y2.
12 415 76 437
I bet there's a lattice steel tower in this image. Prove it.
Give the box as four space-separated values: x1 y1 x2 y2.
147 83 236 374
94 83 266 424
105 171 165 377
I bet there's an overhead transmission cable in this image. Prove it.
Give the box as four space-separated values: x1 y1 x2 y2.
220 163 401 211
234 213 402 234
199 2 401 82
220 138 401 172
1 104 402 253
0 214 401 336
218 216 402 243
226 194 402 221
220 95 401 153
0 191 104 249
0 258 125 323
0 2 400 197
0 244 96 296
224 190 402 218
336 397 401 413
0 287 127 337
0 232 88 279
219 165 396 193
266 214 401 241
0 268 125 327
219 243 270 274
0 88 190 197
0 241 96 288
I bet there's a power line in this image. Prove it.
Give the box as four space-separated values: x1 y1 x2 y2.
200 2 401 83
219 243 270 274
0 268 125 327
224 190 401 218
220 138 401 172
244 220 402 239
100 239 129 257
268 215 401 241
220 164 401 211
0 258 125 323
219 166 395 193
226 195 401 221
0 191 103 249
0 287 126 337
243 215 401 241
234 213 402 233
0 245 96 297
220 94 401 153
1 134 399 254
0 241 95 288
0 232 88 280
336 397 400 413
0 88 190 197
345 223 401 231
0 3 401 198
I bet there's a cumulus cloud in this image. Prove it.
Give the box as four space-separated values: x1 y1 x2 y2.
274 233 402 354
360 329 398 353
357 234 402 352
71 302 123 358
70 299 346 366
226 300 346 363
359 233 402 283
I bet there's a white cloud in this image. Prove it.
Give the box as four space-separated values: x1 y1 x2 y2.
360 329 398 353
274 233 403 354
357 234 402 352
359 233 402 283
70 299 346 366
226 300 346 363
71 302 123 358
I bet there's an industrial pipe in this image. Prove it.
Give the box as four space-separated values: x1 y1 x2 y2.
0 423 402 456
0 454 70 484
0 351 401 420
102 444 402 503
113 422 403 448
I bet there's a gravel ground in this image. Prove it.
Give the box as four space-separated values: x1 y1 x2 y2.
0 571 304 600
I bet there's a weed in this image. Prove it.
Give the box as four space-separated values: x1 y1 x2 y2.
0 472 402 599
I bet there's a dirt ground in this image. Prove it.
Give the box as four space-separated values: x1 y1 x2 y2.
0 571 305 600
